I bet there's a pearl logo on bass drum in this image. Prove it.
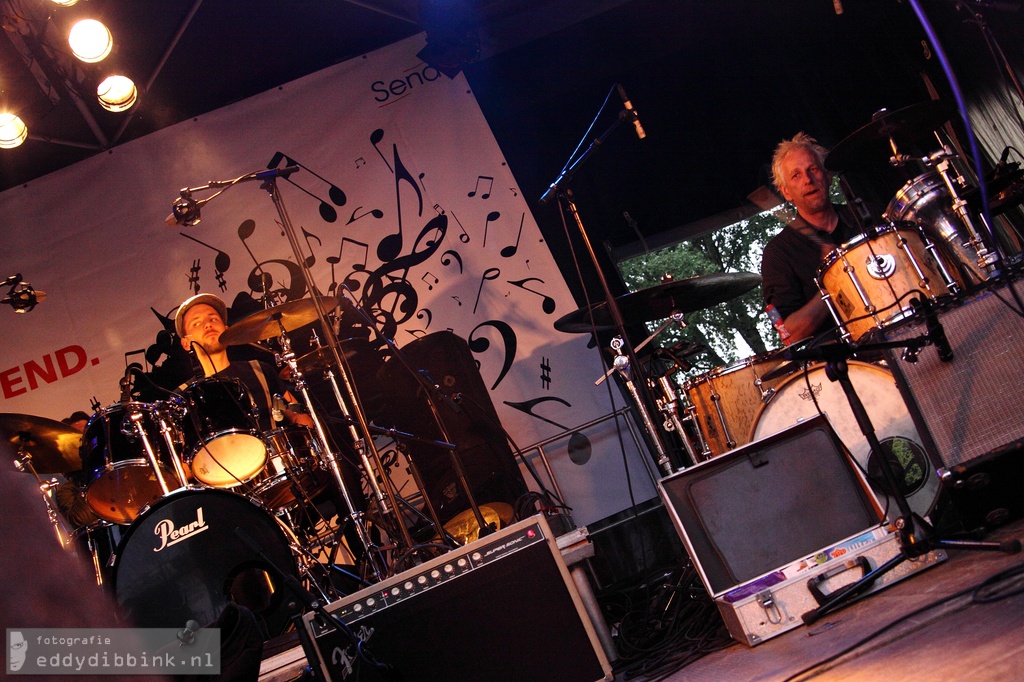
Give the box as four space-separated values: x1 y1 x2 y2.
153 507 208 552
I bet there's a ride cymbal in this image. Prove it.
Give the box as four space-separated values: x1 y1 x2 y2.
553 272 761 333
825 101 955 171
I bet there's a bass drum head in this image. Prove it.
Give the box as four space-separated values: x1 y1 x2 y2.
749 361 940 522
112 488 300 637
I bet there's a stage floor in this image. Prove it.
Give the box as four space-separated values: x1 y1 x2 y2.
260 518 1024 682
654 518 1024 682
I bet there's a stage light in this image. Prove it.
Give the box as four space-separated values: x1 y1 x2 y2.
50 0 78 6
0 113 28 149
69 19 113 63
97 75 137 112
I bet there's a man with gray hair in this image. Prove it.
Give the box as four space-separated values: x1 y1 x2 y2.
761 132 858 341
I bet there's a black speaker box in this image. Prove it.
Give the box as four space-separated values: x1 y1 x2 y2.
659 415 883 597
373 331 527 526
879 278 1024 470
303 515 612 682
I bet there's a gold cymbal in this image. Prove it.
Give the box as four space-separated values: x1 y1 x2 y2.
442 505 505 545
219 297 339 346
1 413 83 474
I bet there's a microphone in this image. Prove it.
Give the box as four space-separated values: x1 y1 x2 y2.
2 286 45 313
164 193 207 227
616 84 647 140
176 620 201 645
914 297 953 362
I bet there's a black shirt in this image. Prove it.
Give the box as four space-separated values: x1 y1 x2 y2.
761 208 857 329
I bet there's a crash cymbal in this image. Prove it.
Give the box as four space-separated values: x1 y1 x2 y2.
553 272 761 333
1 413 82 474
825 101 955 171
219 297 339 346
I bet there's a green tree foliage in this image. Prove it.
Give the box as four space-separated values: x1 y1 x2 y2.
619 208 788 374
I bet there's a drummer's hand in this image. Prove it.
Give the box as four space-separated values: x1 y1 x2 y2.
287 410 314 428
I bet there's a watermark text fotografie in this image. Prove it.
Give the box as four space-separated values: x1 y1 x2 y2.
7 628 220 675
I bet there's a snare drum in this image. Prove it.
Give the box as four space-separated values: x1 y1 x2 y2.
682 350 797 458
180 376 267 488
748 361 939 521
245 426 327 510
817 222 955 342
80 402 185 525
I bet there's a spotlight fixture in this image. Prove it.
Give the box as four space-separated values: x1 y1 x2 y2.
97 75 137 112
68 19 113 63
0 113 28 149
50 0 78 6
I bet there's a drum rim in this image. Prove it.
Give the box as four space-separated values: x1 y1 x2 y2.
816 221 925 276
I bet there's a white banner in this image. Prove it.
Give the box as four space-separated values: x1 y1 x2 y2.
0 35 655 525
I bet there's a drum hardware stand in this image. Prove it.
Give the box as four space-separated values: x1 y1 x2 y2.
779 338 1021 626
539 95 685 475
274 323 387 581
607 337 676 475
12 444 73 549
304 330 409 547
336 288 493 541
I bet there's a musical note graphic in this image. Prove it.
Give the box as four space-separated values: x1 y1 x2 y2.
416 308 432 328
377 144 424 263
440 249 463 274
500 213 526 258
301 227 321 267
452 296 463 307
467 175 493 199
482 211 500 248
347 207 384 225
508 277 556 314
188 259 201 293
180 232 231 290
355 157 366 169
449 209 471 244
503 396 572 430
267 152 347 223
468 320 517 390
370 129 391 172
540 357 552 389
420 272 439 291
327 237 369 294
473 267 501 314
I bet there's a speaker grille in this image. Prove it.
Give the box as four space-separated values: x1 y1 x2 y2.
881 278 1024 469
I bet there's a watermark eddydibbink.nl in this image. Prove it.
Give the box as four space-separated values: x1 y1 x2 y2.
7 627 220 675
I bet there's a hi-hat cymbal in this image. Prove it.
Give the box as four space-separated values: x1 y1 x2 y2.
219 297 339 346
553 272 761 333
825 101 955 171
1 413 82 474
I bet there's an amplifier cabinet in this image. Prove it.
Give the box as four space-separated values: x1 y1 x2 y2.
880 278 1024 470
302 515 612 682
659 415 884 598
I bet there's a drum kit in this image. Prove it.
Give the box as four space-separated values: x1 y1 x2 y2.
554 100 1024 521
0 296 510 636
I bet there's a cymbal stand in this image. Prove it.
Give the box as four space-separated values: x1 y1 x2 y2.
12 444 73 549
275 323 388 580
307 335 424 549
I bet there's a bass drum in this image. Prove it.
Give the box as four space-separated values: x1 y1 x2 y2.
749 361 940 521
112 488 301 636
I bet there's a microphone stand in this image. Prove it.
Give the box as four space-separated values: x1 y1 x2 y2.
172 166 398 580
539 106 685 475
777 337 1021 625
